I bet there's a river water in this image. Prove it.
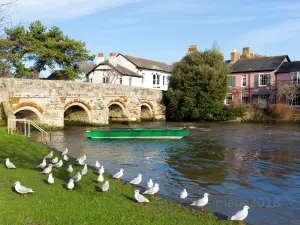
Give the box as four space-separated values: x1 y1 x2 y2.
31 122 300 225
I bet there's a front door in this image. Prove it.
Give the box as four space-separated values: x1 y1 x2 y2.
258 96 267 108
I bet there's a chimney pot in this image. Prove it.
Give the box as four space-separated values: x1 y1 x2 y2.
110 52 116 56
230 49 240 63
98 53 104 57
243 47 250 55
188 45 197 53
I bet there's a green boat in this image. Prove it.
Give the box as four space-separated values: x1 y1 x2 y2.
86 127 189 139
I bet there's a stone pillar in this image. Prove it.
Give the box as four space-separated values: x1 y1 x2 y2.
90 109 109 125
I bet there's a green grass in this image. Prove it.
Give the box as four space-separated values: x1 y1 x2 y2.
0 120 6 127
0 128 233 225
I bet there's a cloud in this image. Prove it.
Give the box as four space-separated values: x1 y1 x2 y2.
162 16 253 25
7 0 143 22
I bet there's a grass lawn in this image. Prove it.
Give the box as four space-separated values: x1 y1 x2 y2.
0 128 233 225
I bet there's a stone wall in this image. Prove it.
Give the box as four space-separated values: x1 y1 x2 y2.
0 78 165 127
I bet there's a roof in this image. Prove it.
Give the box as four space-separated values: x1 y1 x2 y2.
86 60 141 77
118 53 171 72
252 89 270 96
229 55 290 73
46 70 70 80
277 61 300 73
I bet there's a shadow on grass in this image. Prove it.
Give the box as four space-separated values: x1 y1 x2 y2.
120 193 136 202
214 212 229 221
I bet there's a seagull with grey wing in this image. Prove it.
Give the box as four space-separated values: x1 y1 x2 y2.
36 158 46 169
113 169 124 180
143 183 159 199
72 172 82 182
53 160 63 168
101 181 109 192
61 148 68 156
81 164 88 175
230 205 250 224
134 190 149 203
44 151 53 159
130 174 142 185
41 164 53 174
67 165 73 173
51 157 58 164
63 154 69 161
97 172 104 182
5 158 16 169
67 179 75 190
14 181 35 198
191 193 209 212
95 160 100 168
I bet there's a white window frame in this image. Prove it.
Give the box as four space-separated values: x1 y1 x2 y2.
291 72 300 85
259 74 268 86
102 77 108 83
163 76 165 85
241 75 247 87
225 93 232 105
241 93 249 104
129 77 132 86
153 74 156 85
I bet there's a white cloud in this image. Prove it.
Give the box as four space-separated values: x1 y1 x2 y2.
162 16 253 25
6 0 143 22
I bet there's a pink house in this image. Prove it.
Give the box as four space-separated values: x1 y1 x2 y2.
226 47 290 108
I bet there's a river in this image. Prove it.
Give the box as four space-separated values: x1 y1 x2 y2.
31 122 300 225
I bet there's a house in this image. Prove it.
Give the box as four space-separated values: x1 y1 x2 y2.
226 47 290 108
86 53 171 91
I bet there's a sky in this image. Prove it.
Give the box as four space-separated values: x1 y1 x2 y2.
3 0 300 75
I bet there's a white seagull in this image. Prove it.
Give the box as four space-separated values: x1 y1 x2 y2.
14 181 35 198
78 158 86 166
147 179 153 188
97 173 104 182
61 148 68 156
99 166 104 174
101 181 109 192
76 154 86 162
47 173 55 184
130 174 142 185
36 158 47 169
134 190 149 203
81 164 88 175
230 205 250 224
72 172 82 182
143 183 159 198
44 151 53 159
5 158 16 169
67 165 73 173
180 189 188 200
95 160 100 168
191 193 209 212
113 169 124 179
67 179 75 190
51 157 58 164
63 155 69 161
41 164 53 174
53 160 63 168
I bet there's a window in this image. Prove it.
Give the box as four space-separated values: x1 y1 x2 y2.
291 95 300 106
228 76 236 87
163 76 165 85
156 75 160 85
153 74 156 85
119 77 122 85
259 74 268 86
225 93 232 105
291 72 300 85
241 93 249 104
129 77 132 85
242 75 246 87
102 77 108 83
142 73 145 84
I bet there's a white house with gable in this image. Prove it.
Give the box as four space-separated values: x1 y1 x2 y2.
86 52 171 91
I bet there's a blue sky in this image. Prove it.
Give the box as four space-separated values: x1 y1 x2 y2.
6 0 300 74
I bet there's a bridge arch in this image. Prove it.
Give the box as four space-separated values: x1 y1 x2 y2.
107 101 127 121
13 106 43 123
64 102 92 122
140 102 153 121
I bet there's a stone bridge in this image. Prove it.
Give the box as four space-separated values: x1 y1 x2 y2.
0 78 165 127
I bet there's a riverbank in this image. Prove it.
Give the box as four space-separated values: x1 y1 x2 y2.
0 128 233 225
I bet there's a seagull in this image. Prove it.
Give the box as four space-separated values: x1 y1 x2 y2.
101 181 109 192
72 172 82 182
134 190 149 203
67 179 74 190
63 155 69 161
47 173 54 184
113 169 124 180
95 160 100 168
191 193 209 212
143 183 159 198
14 181 35 198
230 205 250 224
99 166 104 174
97 173 104 182
67 165 73 173
44 151 53 159
130 174 142 185
76 154 86 162
180 189 188 200
51 157 58 164
78 158 86 166
41 164 53 174
36 159 47 169
147 179 153 188
81 164 88 175
61 148 68 156
5 158 16 169
53 160 63 168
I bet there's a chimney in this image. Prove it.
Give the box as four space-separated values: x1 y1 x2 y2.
109 52 117 66
32 68 39 79
243 47 250 55
188 45 197 54
95 53 104 64
230 49 240 63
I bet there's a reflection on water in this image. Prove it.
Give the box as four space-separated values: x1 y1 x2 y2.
31 122 300 225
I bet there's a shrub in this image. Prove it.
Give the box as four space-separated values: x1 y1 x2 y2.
268 104 294 121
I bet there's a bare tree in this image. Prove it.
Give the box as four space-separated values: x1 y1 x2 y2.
277 83 300 105
105 69 120 84
78 61 97 74
0 1 15 33
212 40 222 53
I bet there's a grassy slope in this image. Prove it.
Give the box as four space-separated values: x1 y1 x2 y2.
0 128 232 225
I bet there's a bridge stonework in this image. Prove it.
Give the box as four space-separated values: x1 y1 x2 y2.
0 78 166 127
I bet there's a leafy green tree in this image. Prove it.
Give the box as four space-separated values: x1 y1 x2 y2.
0 20 94 79
166 48 231 121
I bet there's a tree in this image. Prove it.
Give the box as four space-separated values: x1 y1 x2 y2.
0 20 95 79
212 40 222 53
166 49 230 121
78 61 96 74
277 82 300 105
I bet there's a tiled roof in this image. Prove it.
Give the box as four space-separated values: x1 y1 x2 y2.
46 70 69 80
119 54 171 72
277 61 300 73
230 55 289 73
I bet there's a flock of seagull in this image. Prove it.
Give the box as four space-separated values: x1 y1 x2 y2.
5 148 249 224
